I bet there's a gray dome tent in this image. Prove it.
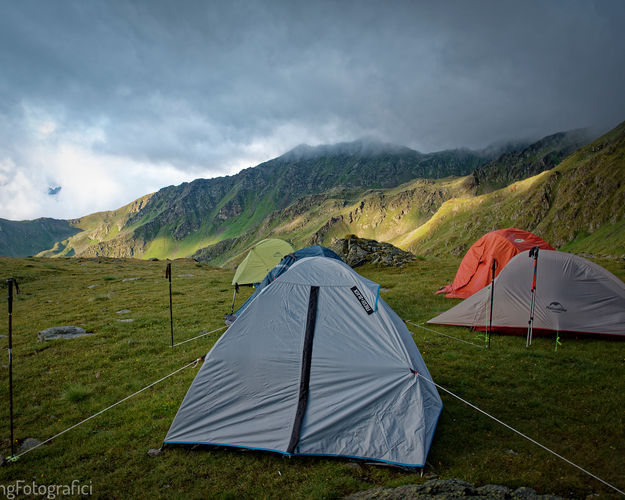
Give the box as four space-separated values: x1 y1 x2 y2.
429 250 625 337
165 256 442 467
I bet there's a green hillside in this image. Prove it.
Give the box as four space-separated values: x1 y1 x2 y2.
395 120 625 257
37 194 154 258
193 177 470 267
0 218 79 257
469 129 593 194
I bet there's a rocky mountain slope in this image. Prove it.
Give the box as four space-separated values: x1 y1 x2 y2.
394 120 625 258
207 121 623 266
194 176 469 267
468 129 592 194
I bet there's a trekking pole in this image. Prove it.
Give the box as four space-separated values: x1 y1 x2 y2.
488 259 497 349
165 263 173 348
526 247 539 348
6 278 19 460
231 283 238 314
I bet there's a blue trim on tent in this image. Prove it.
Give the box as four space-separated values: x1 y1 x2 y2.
163 440 427 468
374 285 380 312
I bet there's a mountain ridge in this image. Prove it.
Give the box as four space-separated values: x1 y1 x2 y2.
1 125 620 262
29 139 493 260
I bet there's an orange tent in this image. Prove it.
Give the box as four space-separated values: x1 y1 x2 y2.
436 228 554 299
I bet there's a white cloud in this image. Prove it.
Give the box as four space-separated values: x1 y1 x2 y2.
0 127 202 220
0 158 42 220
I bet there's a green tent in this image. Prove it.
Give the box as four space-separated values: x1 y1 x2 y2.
230 239 294 314
232 239 294 286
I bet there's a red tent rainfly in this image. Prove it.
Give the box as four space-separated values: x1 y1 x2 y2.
436 228 553 299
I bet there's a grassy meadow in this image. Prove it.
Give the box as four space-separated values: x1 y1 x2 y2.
0 255 624 499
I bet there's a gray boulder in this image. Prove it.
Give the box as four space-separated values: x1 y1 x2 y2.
38 326 90 342
330 235 416 268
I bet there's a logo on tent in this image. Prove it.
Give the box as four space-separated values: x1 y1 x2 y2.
514 238 525 243
546 302 567 313
351 286 374 315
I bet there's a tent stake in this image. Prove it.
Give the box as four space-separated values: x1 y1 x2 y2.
488 259 497 349
166 263 173 348
526 247 540 347
6 278 19 459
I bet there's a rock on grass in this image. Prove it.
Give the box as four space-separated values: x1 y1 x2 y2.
344 478 563 499
330 235 416 268
38 326 90 342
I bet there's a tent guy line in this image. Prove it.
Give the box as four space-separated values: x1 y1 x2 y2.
170 326 227 348
9 357 204 462
416 374 625 497
406 321 487 349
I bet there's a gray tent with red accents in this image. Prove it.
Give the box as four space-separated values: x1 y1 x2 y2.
429 250 625 337
165 256 442 467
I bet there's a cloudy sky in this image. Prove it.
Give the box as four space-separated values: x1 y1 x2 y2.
1 0 624 220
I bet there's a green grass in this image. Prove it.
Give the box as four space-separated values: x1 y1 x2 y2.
0 256 624 498
63 384 93 403
560 219 625 257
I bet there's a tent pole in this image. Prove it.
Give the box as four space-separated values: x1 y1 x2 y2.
526 247 539 348
488 259 497 349
231 284 238 314
166 263 173 348
6 278 19 459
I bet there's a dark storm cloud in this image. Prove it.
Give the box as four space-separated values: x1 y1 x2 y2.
4 2 625 152
1 0 625 216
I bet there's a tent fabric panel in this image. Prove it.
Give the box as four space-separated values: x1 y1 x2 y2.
378 296 442 456
295 287 442 465
164 280 310 450
498 228 555 252
280 257 381 299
